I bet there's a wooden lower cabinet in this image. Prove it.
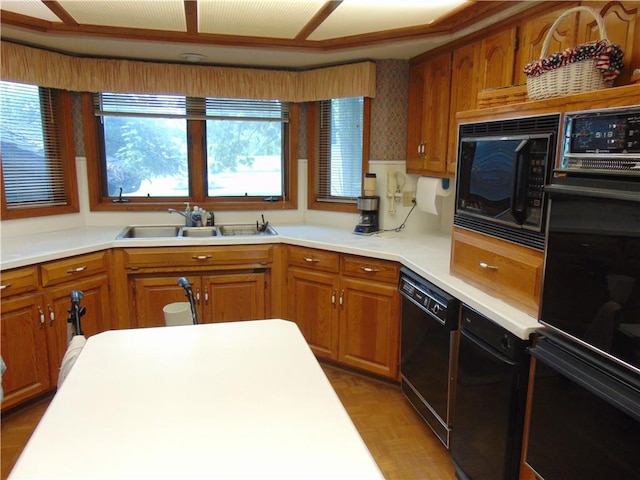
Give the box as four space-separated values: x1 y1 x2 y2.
339 276 400 378
1 254 112 410
44 275 111 386
287 267 339 359
117 245 274 329
286 246 401 379
132 271 267 328
0 292 50 409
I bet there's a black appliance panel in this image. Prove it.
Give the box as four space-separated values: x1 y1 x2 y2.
399 267 459 448
451 306 531 480
455 113 560 251
541 176 640 374
526 335 640 480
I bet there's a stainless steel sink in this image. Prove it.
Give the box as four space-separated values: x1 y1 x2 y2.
116 225 181 239
217 224 277 236
116 224 276 239
179 226 218 237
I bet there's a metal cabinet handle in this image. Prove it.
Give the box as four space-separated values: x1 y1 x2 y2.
192 255 212 260
479 262 499 270
360 266 380 273
339 290 344 308
331 289 336 306
66 266 87 274
303 256 319 263
37 306 45 326
0 283 12 290
204 287 209 305
196 288 201 303
47 304 55 324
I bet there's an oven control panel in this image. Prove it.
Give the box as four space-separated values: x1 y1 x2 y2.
560 106 640 176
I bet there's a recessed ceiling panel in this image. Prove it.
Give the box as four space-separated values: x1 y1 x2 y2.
1 0 62 22
308 0 467 40
198 0 323 39
58 0 186 31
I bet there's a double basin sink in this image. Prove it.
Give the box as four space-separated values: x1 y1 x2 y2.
116 224 277 239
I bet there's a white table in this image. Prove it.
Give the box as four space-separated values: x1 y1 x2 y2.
9 320 383 479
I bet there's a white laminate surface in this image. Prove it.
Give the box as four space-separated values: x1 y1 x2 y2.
0 224 540 338
9 320 383 479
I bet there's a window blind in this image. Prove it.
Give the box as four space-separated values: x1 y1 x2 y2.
95 93 289 122
316 97 363 202
0 81 68 209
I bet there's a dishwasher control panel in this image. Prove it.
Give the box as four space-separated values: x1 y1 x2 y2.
399 268 458 328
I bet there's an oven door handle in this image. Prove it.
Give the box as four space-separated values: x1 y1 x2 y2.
460 328 519 367
530 338 640 422
545 183 640 202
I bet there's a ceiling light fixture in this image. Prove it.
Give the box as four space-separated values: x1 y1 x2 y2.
180 53 206 62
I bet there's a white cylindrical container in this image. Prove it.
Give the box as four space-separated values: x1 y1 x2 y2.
163 302 192 326
364 173 377 196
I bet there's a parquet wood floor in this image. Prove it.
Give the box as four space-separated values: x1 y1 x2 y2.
322 363 456 480
1 365 455 480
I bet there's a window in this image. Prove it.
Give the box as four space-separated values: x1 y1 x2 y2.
308 97 370 212
0 81 78 219
84 92 297 211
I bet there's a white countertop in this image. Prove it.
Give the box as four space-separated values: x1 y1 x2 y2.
0 224 540 339
9 320 384 479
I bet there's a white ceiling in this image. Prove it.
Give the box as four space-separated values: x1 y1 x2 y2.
0 0 537 69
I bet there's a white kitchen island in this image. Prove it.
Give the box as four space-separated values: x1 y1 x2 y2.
9 320 383 479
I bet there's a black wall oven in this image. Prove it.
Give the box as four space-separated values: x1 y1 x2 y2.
455 113 560 250
526 106 640 479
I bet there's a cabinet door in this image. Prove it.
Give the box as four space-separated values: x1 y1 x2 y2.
479 26 517 90
514 6 578 84
202 272 266 323
406 53 452 176
132 276 186 328
577 1 640 86
422 52 452 175
287 267 339 360
339 277 400 379
45 275 112 386
0 293 50 409
449 42 481 174
406 64 426 171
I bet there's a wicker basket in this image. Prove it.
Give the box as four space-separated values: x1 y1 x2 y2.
525 7 616 100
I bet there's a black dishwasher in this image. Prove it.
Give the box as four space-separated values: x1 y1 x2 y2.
451 305 531 480
399 267 460 448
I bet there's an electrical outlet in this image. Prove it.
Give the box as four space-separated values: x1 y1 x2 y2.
402 190 415 207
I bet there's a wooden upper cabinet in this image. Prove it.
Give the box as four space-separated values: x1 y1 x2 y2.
479 27 518 90
577 1 640 85
406 52 452 176
449 42 481 175
514 5 579 85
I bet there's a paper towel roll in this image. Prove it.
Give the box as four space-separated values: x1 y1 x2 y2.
415 177 452 214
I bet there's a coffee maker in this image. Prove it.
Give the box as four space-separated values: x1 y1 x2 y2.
354 195 380 234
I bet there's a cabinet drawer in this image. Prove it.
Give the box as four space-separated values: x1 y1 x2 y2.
341 255 399 284
0 266 39 298
287 246 339 273
450 228 543 317
123 245 273 269
40 252 108 287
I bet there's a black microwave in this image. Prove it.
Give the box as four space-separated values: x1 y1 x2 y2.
454 114 560 250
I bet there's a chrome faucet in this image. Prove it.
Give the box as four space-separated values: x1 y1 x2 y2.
168 208 194 227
